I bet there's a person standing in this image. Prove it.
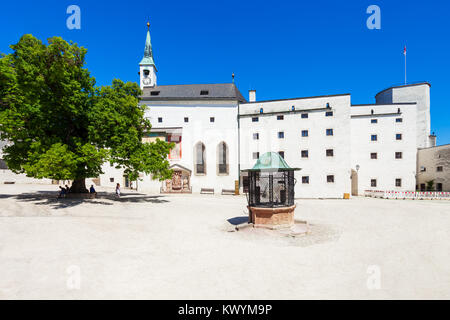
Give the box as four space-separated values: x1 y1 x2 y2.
115 183 121 198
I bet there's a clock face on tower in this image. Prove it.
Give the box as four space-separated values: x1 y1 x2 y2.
142 78 151 86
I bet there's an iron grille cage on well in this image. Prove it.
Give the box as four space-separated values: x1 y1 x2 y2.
247 171 296 208
242 152 300 208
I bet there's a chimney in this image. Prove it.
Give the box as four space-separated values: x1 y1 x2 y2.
249 90 256 102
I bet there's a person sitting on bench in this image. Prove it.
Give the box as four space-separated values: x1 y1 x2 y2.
89 185 97 196
58 186 67 198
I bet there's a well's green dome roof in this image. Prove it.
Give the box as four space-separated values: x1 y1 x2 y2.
245 152 300 172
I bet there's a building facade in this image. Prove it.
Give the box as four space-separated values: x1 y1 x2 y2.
417 144 450 191
1 24 445 198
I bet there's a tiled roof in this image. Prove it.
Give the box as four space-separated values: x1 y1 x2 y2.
141 83 247 102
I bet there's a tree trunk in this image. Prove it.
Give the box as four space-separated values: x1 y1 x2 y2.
70 178 88 193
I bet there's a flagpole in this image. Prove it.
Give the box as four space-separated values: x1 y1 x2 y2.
404 46 407 85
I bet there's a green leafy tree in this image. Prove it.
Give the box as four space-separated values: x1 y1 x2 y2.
0 34 173 192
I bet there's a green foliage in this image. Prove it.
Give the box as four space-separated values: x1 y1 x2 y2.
0 34 173 183
426 180 435 191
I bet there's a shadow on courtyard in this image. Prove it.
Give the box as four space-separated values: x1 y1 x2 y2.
227 216 249 225
0 190 169 209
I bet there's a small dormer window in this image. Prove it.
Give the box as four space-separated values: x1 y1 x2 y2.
326 103 331 108
397 108 401 114
200 90 209 96
291 106 295 111
260 108 264 114
150 91 160 96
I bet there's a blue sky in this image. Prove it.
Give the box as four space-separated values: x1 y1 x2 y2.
1 0 449 144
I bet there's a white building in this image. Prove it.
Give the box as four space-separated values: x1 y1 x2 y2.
1 24 444 198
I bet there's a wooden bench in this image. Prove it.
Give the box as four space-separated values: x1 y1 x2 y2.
3 181 15 184
221 189 235 195
200 188 214 194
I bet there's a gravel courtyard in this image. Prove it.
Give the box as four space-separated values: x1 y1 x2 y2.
0 184 449 299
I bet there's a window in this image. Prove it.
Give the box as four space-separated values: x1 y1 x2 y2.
437 183 443 191
395 152 403 159
291 106 295 111
194 142 206 174
184 117 189 123
217 142 229 175
301 150 309 158
278 132 284 139
260 108 264 114
396 133 402 140
326 129 334 136
371 153 378 159
326 149 334 157
210 117 215 123
371 179 377 187
325 111 333 117
158 117 163 123
278 151 285 159
252 117 259 122
252 152 260 160
109 178 114 183
301 130 309 137
420 166 426 172
396 118 403 123
371 134 377 141
301 113 308 119
200 90 209 95
437 166 443 172
326 103 331 108
395 179 402 187
420 184 426 191
327 175 335 183
253 133 259 140
150 91 160 96
277 115 284 120
371 119 378 124
302 176 310 184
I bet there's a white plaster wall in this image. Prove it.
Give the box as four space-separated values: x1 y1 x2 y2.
239 95 352 198
0 169 52 185
133 100 239 193
376 84 430 149
417 144 450 191
350 104 417 194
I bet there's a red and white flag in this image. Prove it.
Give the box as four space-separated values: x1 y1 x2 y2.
403 46 407 56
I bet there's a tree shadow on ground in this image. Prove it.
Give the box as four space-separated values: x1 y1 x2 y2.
0 191 169 209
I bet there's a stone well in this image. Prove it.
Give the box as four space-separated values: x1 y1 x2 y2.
242 152 301 229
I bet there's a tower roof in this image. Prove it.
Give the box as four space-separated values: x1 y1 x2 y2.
140 22 156 68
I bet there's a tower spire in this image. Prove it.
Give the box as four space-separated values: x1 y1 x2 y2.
140 21 156 68
139 21 157 89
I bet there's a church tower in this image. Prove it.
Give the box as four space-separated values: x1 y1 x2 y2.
139 22 157 90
